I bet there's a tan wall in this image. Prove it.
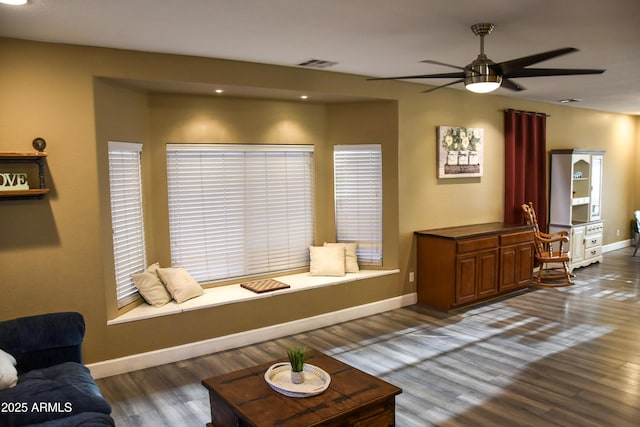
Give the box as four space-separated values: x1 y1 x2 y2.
144 94 329 272
94 78 152 320
637 118 640 208
0 37 637 364
397 90 638 282
325 101 400 271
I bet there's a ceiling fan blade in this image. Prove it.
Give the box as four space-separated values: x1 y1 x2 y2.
500 78 526 92
504 67 606 78
368 71 464 81
422 79 465 93
420 60 467 71
495 47 578 75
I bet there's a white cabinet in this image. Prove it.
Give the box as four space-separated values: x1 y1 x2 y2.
549 149 605 271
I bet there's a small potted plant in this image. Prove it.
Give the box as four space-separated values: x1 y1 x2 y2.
287 346 307 384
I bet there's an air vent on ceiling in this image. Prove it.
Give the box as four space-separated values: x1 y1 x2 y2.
298 59 338 69
559 98 583 104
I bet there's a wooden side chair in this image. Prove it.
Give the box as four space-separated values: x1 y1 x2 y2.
521 202 575 287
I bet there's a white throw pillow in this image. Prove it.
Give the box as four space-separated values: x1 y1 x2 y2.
0 349 18 390
132 268 172 307
157 267 204 303
309 245 346 276
324 242 359 273
132 262 172 307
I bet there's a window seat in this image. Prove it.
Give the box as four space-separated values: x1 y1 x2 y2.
108 269 399 325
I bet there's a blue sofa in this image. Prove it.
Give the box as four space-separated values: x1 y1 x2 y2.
0 312 114 426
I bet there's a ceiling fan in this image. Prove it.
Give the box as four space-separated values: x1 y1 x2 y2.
369 23 605 94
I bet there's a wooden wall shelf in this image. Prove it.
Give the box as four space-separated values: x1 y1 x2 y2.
0 152 48 158
0 151 49 200
0 189 50 199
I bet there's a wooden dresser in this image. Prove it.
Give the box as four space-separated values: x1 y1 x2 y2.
415 223 534 310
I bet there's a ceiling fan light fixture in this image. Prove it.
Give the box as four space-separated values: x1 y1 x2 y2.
368 22 604 95
464 56 502 93
465 80 501 93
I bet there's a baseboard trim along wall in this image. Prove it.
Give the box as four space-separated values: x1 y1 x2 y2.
603 239 630 253
89 292 418 379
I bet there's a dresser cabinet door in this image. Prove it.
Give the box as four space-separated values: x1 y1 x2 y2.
571 225 586 263
500 243 534 291
456 254 478 305
455 248 498 305
477 250 499 298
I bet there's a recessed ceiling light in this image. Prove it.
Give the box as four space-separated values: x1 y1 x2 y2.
214 89 224 94
300 95 309 100
0 0 28 5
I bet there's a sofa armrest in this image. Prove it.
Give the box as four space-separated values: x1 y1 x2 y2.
0 312 85 373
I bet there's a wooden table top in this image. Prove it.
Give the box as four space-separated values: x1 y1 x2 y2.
202 349 402 426
415 222 533 239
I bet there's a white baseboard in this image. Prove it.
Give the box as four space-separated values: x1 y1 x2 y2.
603 239 630 253
88 292 417 379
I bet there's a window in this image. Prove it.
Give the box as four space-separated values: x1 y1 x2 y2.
166 144 314 283
108 141 146 307
334 144 383 265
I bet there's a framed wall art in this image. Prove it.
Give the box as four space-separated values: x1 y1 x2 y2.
437 126 484 179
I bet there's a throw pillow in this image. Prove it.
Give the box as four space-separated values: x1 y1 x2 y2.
309 245 346 276
324 242 359 272
157 267 204 303
146 261 161 276
0 349 18 390
132 262 172 307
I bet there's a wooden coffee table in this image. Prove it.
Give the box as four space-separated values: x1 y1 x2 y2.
202 350 402 426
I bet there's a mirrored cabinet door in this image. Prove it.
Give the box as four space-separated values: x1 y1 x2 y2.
590 155 603 221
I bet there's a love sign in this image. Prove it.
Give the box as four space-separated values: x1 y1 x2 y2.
0 172 30 191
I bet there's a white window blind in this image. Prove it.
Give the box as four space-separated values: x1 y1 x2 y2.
166 144 314 283
108 141 146 307
334 144 383 265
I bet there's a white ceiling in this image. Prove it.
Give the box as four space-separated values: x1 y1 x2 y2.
1 0 639 114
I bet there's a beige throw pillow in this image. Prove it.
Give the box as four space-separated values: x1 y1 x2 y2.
324 242 359 273
309 245 346 276
0 349 18 390
157 267 204 303
132 262 172 307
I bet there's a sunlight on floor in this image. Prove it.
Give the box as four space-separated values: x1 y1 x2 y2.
327 301 613 426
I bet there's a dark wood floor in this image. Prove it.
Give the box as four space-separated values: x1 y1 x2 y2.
96 248 640 426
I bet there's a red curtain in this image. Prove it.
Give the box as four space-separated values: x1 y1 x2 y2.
504 109 548 232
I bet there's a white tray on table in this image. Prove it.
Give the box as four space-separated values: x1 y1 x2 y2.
264 362 331 398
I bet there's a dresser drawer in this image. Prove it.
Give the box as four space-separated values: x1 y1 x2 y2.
585 246 602 259
457 236 498 253
586 222 604 235
500 230 534 246
585 235 602 249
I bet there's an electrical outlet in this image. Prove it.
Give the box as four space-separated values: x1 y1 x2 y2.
616 229 620 236
409 272 415 282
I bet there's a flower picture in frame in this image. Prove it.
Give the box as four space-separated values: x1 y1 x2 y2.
437 126 484 179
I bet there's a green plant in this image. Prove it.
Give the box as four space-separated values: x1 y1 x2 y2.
287 346 307 372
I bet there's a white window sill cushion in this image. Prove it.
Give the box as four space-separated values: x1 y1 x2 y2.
107 269 399 325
